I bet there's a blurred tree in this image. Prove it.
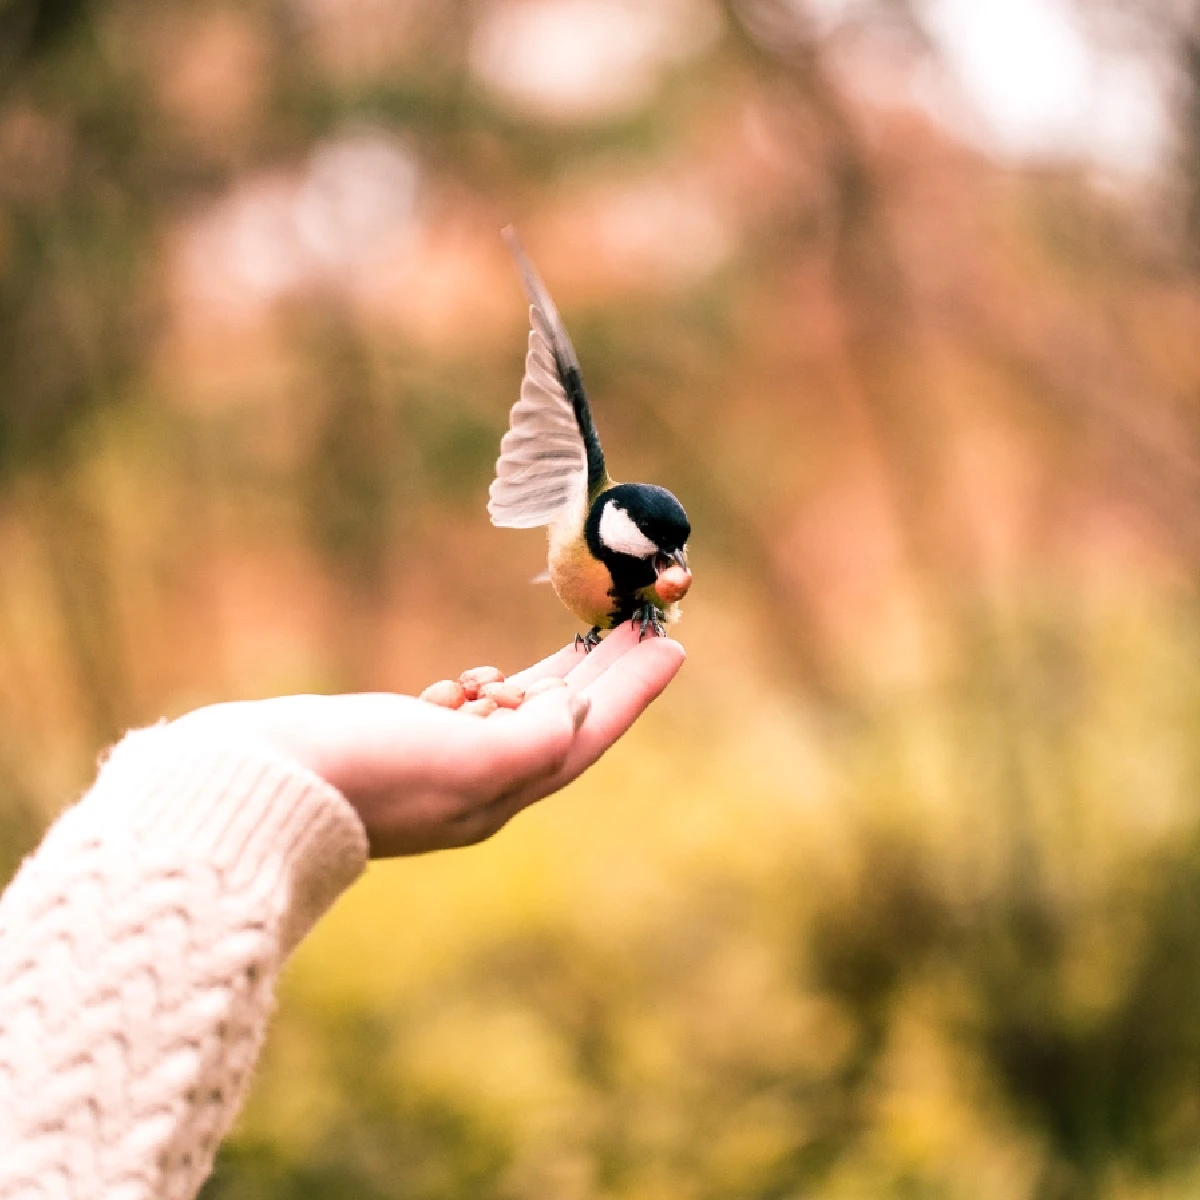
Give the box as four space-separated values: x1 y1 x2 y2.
0 0 152 476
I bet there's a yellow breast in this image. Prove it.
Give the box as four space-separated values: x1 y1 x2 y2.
548 529 618 629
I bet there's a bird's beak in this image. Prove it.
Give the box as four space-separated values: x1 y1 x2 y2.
653 547 692 603
653 548 689 577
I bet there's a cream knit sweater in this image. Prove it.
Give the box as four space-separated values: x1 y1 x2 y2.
0 722 370 1199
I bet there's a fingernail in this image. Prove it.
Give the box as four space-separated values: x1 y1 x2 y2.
569 692 591 732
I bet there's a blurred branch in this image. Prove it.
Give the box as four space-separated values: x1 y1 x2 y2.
0 0 91 87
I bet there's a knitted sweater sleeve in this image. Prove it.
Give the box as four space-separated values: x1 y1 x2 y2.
0 723 370 1200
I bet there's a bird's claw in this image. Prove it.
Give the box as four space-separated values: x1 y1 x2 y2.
633 605 666 641
575 627 603 653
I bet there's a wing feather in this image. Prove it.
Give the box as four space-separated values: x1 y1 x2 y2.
488 317 588 528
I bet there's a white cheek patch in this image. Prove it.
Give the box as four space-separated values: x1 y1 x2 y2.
599 501 658 558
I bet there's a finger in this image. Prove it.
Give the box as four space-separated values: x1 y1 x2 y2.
468 688 587 797
571 635 684 769
508 641 587 688
561 621 644 692
459 638 684 835
520 636 685 807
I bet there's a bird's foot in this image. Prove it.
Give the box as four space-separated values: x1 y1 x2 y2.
575 627 603 653
632 604 667 641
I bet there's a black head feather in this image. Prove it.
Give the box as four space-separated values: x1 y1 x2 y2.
585 482 690 596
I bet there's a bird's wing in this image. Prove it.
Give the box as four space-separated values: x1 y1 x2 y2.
487 305 589 528
489 228 607 530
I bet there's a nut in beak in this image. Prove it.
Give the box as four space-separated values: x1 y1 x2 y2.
654 549 692 604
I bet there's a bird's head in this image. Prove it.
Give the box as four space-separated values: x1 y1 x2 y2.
586 483 691 596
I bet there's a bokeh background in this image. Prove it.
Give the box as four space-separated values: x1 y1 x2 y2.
3 0 1200 1196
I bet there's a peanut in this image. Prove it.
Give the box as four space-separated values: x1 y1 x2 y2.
655 565 692 604
480 680 525 709
459 665 506 700
419 679 467 709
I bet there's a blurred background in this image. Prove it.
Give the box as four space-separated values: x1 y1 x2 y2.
3 0 1200 1196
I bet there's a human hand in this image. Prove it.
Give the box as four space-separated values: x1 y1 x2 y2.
172 623 685 857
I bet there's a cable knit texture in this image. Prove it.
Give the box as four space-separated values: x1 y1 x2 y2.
0 724 369 1200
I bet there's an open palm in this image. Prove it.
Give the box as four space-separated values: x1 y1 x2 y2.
175 623 685 857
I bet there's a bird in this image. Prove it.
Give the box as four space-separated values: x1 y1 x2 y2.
488 227 692 650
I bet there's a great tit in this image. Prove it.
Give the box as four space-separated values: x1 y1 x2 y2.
488 228 692 650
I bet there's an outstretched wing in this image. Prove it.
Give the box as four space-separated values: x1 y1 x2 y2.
488 304 589 528
488 228 607 530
